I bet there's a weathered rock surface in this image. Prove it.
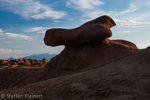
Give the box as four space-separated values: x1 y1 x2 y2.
44 15 116 46
0 46 150 100
0 67 44 90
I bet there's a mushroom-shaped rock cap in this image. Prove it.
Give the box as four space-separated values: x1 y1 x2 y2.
44 15 116 47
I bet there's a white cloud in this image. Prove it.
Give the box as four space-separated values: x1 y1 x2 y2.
37 30 46 34
25 27 48 34
66 0 150 28
31 10 66 19
52 20 60 23
117 4 140 16
0 28 4 33
0 48 26 55
66 0 105 10
25 27 47 32
115 19 150 27
81 10 115 21
115 0 150 16
0 28 33 41
122 30 142 34
116 30 142 35
80 2 150 27
0 48 27 59
80 10 150 29
0 0 66 19
4 33 33 41
25 26 68 33
133 13 150 21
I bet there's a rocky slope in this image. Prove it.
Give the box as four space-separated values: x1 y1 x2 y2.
0 45 150 100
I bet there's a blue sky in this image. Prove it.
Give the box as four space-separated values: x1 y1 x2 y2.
0 0 150 59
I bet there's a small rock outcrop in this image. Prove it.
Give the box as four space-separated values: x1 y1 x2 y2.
0 59 49 68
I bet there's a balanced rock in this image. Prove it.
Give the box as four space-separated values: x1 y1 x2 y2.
44 15 116 46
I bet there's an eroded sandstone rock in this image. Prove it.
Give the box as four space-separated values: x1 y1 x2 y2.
43 15 138 79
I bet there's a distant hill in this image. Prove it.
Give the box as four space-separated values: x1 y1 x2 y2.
7 53 57 60
7 57 15 60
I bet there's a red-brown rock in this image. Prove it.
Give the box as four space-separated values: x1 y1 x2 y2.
44 15 116 46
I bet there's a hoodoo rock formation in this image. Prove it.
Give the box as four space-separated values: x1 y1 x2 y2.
43 15 138 79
